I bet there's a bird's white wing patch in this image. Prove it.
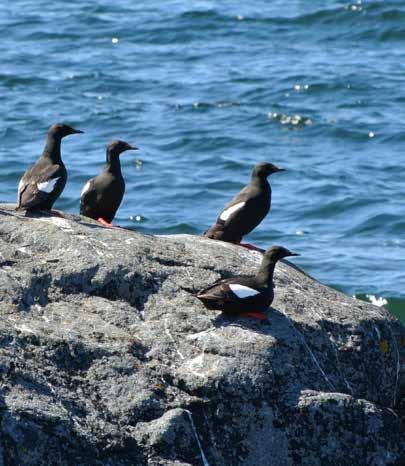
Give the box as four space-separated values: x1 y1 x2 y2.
80 181 91 197
220 201 245 221
37 177 60 193
18 178 24 193
229 284 259 299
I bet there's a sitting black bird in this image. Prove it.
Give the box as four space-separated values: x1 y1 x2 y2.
80 140 137 227
204 162 285 251
17 123 83 214
197 245 299 320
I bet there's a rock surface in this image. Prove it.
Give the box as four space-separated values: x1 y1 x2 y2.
0 204 404 466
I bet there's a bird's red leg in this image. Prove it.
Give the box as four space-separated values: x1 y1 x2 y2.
243 312 268 321
48 209 65 218
97 218 113 228
236 242 266 253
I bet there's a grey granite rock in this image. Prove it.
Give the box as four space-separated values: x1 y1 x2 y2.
0 204 403 466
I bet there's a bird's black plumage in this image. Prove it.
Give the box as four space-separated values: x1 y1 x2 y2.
17 123 83 211
197 245 298 318
80 140 137 224
204 162 285 244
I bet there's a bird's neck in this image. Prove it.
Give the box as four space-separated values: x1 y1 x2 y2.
42 135 62 163
256 256 277 285
251 174 269 189
105 151 122 175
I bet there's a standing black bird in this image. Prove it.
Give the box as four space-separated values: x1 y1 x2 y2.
17 123 83 214
204 162 285 251
80 140 137 227
197 245 299 320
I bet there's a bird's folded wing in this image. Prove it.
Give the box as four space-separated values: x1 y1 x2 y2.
219 201 246 221
80 180 93 197
228 283 260 298
80 179 98 203
19 165 62 209
199 281 260 301
218 190 256 225
198 280 227 298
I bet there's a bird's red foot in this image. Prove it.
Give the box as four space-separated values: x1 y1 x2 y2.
97 218 113 228
49 209 65 218
238 243 265 253
243 312 268 321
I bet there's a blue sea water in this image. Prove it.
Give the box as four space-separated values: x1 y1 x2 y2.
0 0 404 321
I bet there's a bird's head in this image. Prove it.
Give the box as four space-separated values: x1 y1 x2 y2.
252 162 286 178
49 123 84 139
264 245 300 262
257 245 299 283
108 140 138 157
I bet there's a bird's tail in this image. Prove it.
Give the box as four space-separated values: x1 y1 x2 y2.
196 294 219 310
204 223 225 240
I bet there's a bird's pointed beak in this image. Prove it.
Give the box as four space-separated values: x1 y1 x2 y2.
127 145 139 151
288 252 300 257
72 128 84 134
276 167 286 172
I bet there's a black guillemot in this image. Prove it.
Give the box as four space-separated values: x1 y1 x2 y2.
79 140 137 227
204 162 285 251
197 245 299 320
17 123 83 214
